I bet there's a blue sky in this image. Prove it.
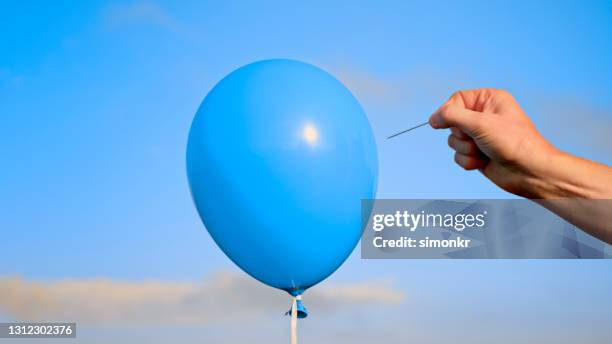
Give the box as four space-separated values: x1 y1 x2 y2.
1 1 611 343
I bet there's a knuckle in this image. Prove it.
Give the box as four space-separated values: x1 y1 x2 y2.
454 152 478 170
447 135 455 148
449 91 462 101
448 90 468 106
453 153 466 169
468 142 480 155
462 141 475 155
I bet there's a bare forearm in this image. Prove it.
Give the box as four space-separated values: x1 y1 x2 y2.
529 151 612 199
528 151 612 243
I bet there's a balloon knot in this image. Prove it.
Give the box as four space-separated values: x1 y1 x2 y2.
285 296 308 319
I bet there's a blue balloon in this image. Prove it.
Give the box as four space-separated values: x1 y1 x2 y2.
187 59 378 298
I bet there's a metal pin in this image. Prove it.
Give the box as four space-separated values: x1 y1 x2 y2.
386 121 429 139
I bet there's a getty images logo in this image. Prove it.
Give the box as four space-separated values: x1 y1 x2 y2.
371 210 488 232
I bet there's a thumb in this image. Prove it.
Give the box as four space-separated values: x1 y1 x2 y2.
429 105 486 137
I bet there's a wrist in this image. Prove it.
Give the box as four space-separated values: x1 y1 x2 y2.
525 149 569 199
525 149 610 199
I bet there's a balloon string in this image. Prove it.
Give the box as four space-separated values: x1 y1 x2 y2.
290 295 300 344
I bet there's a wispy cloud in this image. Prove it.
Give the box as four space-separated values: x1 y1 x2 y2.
332 67 406 107
534 97 612 155
102 1 179 31
0 272 404 325
328 65 467 110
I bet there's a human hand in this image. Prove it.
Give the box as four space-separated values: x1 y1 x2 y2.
428 88 612 242
428 88 559 198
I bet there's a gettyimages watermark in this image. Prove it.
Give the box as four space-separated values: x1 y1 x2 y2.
361 199 612 259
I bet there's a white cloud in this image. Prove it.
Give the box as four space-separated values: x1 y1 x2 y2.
0 271 404 325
